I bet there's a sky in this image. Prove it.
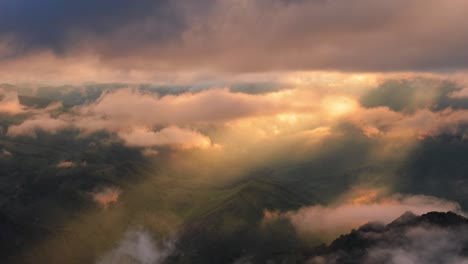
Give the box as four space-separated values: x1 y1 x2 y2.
1 1 468 263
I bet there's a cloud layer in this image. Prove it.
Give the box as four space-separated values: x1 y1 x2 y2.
264 193 462 241
5 77 468 155
308 212 468 264
363 226 468 264
2 1 468 82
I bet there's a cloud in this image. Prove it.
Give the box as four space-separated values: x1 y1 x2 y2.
76 88 292 130
142 148 160 157
3 1 468 81
96 229 175 264
360 79 461 113
308 212 468 264
263 192 462 240
6 80 468 158
92 187 122 209
352 107 468 140
6 114 69 137
118 126 212 149
0 89 24 114
56 161 76 168
5 87 302 149
363 226 468 264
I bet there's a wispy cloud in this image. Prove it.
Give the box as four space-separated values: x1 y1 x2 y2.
96 229 175 264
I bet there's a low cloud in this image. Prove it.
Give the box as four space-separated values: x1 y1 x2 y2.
0 90 24 114
264 192 462 241
309 214 468 264
363 226 468 264
56 161 75 168
92 187 122 209
5 87 301 150
118 126 212 149
75 88 293 130
96 229 175 264
6 114 69 137
6 79 468 156
142 148 160 157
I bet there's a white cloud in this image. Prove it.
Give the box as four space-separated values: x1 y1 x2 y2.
7 114 69 137
264 194 462 241
96 229 175 264
364 226 468 264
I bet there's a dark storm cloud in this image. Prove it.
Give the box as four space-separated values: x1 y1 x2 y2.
0 0 184 56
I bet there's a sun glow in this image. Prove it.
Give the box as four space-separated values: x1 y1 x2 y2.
322 96 358 117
